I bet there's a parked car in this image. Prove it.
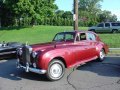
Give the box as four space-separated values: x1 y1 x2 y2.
16 31 109 81
88 22 120 33
0 42 23 60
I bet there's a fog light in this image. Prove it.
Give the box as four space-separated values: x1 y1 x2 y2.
33 63 37 68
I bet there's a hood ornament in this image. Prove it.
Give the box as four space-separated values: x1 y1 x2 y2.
25 41 28 46
23 41 28 47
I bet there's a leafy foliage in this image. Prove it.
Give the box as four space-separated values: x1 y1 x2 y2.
0 0 58 26
0 0 119 27
78 0 118 26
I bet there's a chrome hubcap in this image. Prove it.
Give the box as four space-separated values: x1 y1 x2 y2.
50 64 63 78
100 50 105 60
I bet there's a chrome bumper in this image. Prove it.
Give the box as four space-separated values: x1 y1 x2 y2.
16 60 46 74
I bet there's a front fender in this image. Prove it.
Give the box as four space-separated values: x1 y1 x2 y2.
37 49 68 70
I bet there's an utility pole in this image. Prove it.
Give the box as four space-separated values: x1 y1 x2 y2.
73 0 78 30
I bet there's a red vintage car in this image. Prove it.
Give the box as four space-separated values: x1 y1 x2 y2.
17 31 109 81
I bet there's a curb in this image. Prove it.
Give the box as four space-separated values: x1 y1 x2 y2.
109 48 120 50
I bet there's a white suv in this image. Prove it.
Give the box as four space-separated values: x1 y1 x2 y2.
88 22 120 33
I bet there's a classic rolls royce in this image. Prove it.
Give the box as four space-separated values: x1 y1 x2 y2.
16 31 109 81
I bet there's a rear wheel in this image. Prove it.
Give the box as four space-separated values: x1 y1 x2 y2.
97 49 105 62
46 60 65 81
112 30 117 33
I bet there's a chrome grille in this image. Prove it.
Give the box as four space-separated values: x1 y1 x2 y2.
22 46 31 64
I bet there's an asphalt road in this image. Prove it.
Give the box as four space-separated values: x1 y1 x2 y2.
0 57 120 90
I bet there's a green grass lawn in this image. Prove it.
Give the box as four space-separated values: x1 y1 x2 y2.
98 34 120 48
0 25 120 48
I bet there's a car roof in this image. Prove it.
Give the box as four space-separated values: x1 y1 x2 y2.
58 30 96 34
55 30 99 38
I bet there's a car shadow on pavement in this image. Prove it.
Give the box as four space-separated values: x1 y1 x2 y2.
77 57 120 77
0 59 49 82
0 57 120 82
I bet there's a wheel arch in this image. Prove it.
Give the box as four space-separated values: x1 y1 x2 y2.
102 48 106 54
102 44 109 54
51 57 67 68
112 29 118 33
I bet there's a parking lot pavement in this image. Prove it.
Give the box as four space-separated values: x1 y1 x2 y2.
0 57 120 90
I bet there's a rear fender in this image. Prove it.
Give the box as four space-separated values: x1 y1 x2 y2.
96 44 103 56
96 43 108 56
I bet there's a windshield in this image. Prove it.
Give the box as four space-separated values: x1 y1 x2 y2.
53 32 75 42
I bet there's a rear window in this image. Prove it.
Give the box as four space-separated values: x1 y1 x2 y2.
87 33 96 41
111 23 120 26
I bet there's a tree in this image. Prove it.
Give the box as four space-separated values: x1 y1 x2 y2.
110 14 117 22
62 11 72 19
98 10 117 22
1 0 58 26
78 0 118 26
78 0 103 26
55 10 64 17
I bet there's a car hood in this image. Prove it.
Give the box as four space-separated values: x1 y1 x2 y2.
31 42 71 52
89 26 96 29
31 42 54 51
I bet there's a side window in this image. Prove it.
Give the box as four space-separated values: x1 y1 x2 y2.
65 34 74 41
97 23 104 27
80 33 86 40
105 23 110 27
54 33 64 41
112 23 120 26
87 33 96 41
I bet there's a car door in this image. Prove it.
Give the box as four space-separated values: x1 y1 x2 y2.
96 23 104 33
104 23 111 32
86 32 98 58
74 33 94 62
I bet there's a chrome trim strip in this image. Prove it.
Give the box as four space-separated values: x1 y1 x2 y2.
0 51 16 55
17 62 46 74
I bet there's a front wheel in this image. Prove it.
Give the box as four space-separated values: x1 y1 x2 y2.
46 60 65 81
97 49 105 62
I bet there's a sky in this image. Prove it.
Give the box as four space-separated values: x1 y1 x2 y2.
55 0 120 20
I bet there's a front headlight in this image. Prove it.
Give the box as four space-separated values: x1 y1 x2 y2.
32 51 38 58
17 48 22 56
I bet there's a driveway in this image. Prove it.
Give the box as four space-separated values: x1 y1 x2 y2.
0 57 120 90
